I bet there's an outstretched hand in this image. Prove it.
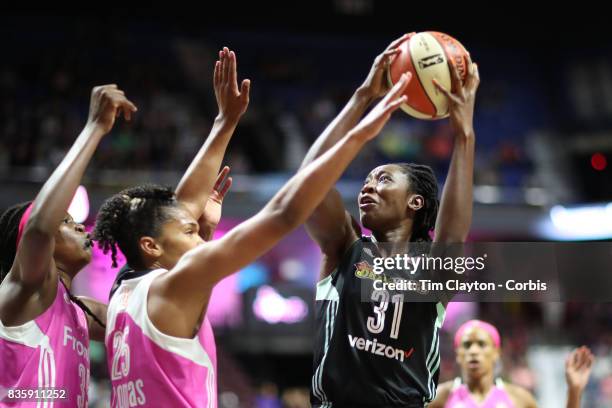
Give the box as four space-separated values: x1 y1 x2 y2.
565 346 595 393
199 166 233 239
433 58 480 138
214 47 250 123
359 33 415 101
351 72 411 142
87 84 137 135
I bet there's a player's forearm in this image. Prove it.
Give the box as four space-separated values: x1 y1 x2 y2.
175 115 237 217
300 89 372 169
28 124 104 235
269 130 368 229
170 132 368 291
434 133 475 242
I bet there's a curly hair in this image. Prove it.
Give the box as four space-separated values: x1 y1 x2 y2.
93 184 178 269
395 163 440 242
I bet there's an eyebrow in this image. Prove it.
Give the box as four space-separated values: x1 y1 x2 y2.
366 170 392 182
463 338 488 345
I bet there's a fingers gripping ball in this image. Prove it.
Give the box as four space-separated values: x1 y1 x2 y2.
387 32 470 119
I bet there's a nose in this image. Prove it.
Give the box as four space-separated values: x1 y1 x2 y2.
75 223 86 233
361 180 375 195
467 343 481 354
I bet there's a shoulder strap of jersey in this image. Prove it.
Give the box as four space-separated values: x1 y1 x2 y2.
109 265 156 300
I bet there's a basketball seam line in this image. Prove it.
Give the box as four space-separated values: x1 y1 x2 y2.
408 35 437 118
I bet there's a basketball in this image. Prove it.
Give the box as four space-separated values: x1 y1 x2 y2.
387 31 470 119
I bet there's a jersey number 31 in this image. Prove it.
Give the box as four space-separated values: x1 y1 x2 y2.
366 290 404 339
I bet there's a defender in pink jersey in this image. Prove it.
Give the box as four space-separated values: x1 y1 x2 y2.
94 49 413 407
428 320 594 408
0 85 137 407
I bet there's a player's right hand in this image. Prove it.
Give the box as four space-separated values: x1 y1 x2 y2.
432 59 479 139
87 84 138 135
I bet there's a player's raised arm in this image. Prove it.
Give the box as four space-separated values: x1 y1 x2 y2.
175 47 249 236
301 34 413 277
433 61 479 243
10 85 136 288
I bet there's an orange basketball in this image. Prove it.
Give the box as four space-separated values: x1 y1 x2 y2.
387 31 470 120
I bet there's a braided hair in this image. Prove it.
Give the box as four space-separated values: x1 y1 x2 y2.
0 202 30 283
395 163 440 242
93 184 177 270
0 202 105 328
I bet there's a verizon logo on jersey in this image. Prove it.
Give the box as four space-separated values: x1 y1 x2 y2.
348 334 414 362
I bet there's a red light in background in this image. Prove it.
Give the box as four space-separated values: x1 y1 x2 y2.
591 153 607 171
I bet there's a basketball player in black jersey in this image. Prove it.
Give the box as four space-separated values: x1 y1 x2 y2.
301 34 480 407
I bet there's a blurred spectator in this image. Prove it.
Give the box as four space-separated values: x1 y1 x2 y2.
256 382 282 408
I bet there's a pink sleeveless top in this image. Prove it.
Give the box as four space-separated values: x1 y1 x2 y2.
106 269 217 408
0 281 90 407
445 378 516 408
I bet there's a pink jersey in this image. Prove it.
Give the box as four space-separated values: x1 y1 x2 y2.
445 377 516 408
106 269 217 408
0 281 90 407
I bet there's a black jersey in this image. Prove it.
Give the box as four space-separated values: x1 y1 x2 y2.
311 237 446 408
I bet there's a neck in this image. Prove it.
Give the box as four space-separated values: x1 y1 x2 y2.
372 219 413 243
465 370 495 397
57 267 73 291
149 260 164 270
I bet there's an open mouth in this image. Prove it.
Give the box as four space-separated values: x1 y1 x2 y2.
359 195 377 209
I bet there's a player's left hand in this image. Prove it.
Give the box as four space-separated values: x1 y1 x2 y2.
214 47 250 123
565 346 595 393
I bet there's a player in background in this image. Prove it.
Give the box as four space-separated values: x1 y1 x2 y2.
429 319 594 408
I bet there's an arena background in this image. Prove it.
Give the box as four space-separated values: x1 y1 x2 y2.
1 5 611 407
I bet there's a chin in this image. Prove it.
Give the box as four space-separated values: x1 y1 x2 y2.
466 366 486 378
79 249 93 265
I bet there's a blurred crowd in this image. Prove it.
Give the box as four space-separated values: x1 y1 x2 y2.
0 19 544 192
